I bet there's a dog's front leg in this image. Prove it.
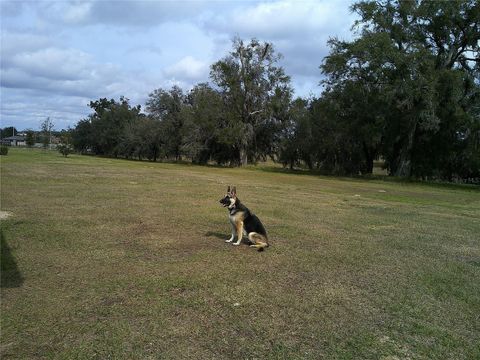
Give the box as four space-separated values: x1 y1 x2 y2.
233 222 243 246
225 223 235 243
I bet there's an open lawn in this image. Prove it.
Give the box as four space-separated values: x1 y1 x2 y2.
1 148 479 359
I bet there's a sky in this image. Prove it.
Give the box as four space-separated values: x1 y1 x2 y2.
1 0 357 130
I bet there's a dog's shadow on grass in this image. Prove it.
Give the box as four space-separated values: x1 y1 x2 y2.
205 231 253 246
1 229 24 288
205 231 226 240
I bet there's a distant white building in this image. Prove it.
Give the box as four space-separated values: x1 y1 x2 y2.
1 136 26 146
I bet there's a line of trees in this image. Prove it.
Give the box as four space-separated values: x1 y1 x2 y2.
71 0 479 182
72 38 292 166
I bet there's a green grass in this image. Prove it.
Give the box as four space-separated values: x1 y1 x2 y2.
1 148 479 359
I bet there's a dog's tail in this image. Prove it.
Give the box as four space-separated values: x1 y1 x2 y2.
248 232 270 251
261 234 271 251
251 242 269 252
258 243 269 252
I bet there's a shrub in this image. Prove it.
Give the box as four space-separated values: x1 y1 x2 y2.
57 144 73 157
0 146 8 156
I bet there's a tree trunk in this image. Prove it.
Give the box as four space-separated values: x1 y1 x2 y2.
362 142 375 174
394 122 417 177
395 157 411 177
307 161 313 171
239 147 248 166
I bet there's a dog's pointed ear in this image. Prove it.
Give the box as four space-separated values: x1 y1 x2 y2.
227 185 231 194
232 186 237 197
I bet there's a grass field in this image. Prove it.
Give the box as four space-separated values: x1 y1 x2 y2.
1 148 479 359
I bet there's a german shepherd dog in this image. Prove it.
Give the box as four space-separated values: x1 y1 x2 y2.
219 186 269 251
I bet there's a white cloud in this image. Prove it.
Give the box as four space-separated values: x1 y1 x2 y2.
32 0 215 27
0 0 358 129
200 0 356 93
1 41 124 98
0 1 25 17
63 1 93 24
1 32 52 57
8 47 94 81
203 0 354 39
164 56 209 82
1 89 92 129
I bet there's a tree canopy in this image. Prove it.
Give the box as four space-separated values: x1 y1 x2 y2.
319 0 479 179
210 37 293 165
70 1 479 183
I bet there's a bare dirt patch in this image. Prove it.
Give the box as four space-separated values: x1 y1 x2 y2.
0 211 13 220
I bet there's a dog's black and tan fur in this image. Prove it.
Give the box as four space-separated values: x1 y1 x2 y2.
219 186 269 251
